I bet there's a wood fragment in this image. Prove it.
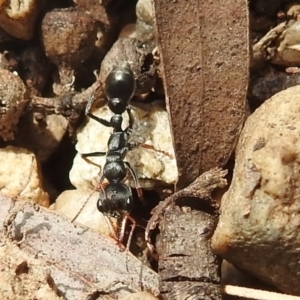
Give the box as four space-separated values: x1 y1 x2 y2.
30 79 104 135
153 0 249 188
0 194 159 300
252 22 287 70
223 285 300 300
145 167 228 251
146 168 228 300
157 206 222 300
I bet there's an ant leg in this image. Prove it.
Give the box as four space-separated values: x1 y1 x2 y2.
118 216 127 245
71 185 98 222
119 214 136 251
81 150 107 195
86 112 111 127
126 215 136 251
104 216 119 242
124 161 144 200
125 106 134 134
96 174 106 195
128 141 172 158
86 94 112 127
81 151 106 169
139 143 173 158
85 93 95 115
72 174 106 223
81 151 106 157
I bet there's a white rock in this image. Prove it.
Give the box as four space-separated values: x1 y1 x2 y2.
272 21 300 66
14 113 68 163
51 189 117 237
120 291 159 300
136 0 155 44
0 146 49 206
136 0 154 25
70 101 177 190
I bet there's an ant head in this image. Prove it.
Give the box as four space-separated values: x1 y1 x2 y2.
105 63 135 108
97 182 134 214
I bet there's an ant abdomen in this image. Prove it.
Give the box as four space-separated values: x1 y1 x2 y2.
105 63 135 114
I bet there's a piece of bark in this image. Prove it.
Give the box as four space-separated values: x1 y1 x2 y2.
30 78 104 135
146 167 228 251
153 1 249 188
157 206 222 300
146 168 227 300
0 194 159 299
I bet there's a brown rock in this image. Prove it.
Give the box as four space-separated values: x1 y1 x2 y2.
0 0 46 40
212 85 300 295
0 69 28 141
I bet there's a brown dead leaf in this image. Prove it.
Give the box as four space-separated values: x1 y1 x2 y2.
153 0 249 188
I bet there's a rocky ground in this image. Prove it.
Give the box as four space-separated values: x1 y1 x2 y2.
0 0 300 299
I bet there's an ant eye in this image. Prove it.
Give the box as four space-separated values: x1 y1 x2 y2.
122 197 134 212
97 198 108 213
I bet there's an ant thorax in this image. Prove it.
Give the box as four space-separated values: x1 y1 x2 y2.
73 102 177 191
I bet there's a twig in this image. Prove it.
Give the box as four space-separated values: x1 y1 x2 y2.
223 285 300 300
30 80 104 123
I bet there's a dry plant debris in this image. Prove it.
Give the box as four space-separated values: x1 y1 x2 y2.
0 240 62 300
147 168 228 300
0 194 159 299
153 0 249 188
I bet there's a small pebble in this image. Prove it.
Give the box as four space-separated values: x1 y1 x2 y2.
0 146 49 206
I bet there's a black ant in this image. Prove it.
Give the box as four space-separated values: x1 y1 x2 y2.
80 63 171 249
81 63 142 249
